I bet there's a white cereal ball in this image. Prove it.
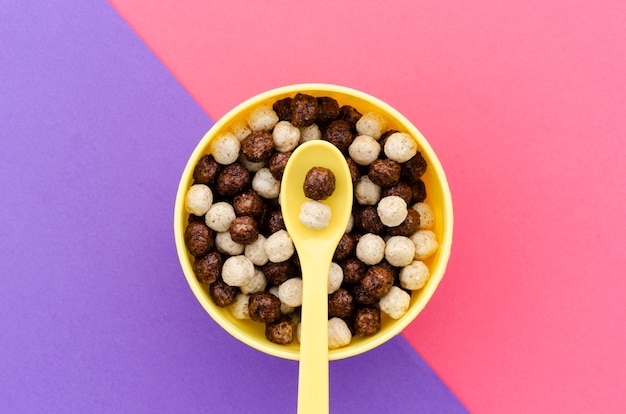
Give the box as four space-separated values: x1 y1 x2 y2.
221 255 254 287
299 124 321 143
215 231 244 255
348 135 381 166
185 184 213 216
377 195 408 227
240 268 267 294
230 119 252 141
400 260 430 290
379 286 411 319
412 202 435 229
268 286 295 314
354 175 381 205
252 168 281 199
272 120 300 152
247 104 279 131
299 200 332 230
278 277 303 307
327 262 343 294
328 317 352 349
244 234 269 266
410 230 439 260
384 236 416 267
356 233 386 265
204 201 235 232
210 132 241 165
355 111 388 140
265 229 295 262
345 214 354 233
228 293 250 319
237 153 265 172
384 132 418 163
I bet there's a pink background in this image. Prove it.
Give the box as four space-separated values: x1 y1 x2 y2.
110 1 626 412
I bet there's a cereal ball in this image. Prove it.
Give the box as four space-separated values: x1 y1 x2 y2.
248 104 279 131
290 93 318 127
205 201 236 232
252 168 280 199
348 135 381 166
377 259 401 280
353 306 382 336
299 123 322 143
185 184 213 216
316 96 340 124
328 262 343 294
242 130 274 162
273 97 293 121
216 163 251 196
345 214 354 233
209 279 238 307
368 159 401 187
265 229 295 262
360 265 394 299
240 268 267 294
354 175 381 205
229 215 259 245
410 230 439 260
262 209 285 234
233 190 264 218
278 277 303 307
328 317 352 349
412 202 435 229
268 286 295 314
192 251 222 285
384 132 418 163
269 151 292 180
324 120 353 152
184 221 214 257
379 286 411 319
410 179 427 203
230 119 252 141
384 236 416 267
236 152 265 173
272 120 300 152
299 200 332 230
346 157 361 183
352 283 379 305
228 293 250 319
263 260 297 285
248 292 282 323
333 233 356 261
377 195 408 227
356 112 387 140
400 260 430 290
193 154 221 185
401 151 428 182
210 132 241 165
328 288 354 319
387 208 420 237
221 255 254 287
354 206 384 234
382 181 413 205
244 234 269 266
341 257 367 284
215 231 244 255
355 233 386 265
338 105 362 129
303 166 336 200
266 314 296 345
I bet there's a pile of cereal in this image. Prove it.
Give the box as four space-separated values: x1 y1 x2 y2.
183 93 438 349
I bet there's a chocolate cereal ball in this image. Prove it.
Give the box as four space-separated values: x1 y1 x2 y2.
262 260 297 285
401 151 428 182
262 209 285 234
303 166 336 200
368 159 401 187
266 314 296 345
353 306 382 336
242 130 274 162
382 181 413 206
351 283 379 305
269 151 292 180
192 251 222 285
333 233 356 261
354 206 384 234
216 163 251 196
338 105 362 129
273 97 293 121
360 265 394 299
290 93 318 127
193 154 221 184
410 179 427 203
345 157 361 183
248 292 282 323
184 221 214 257
316 96 340 124
209 279 238 307
324 120 353 153
229 216 259 245
328 288 354 319
233 190 264 218
341 257 367 284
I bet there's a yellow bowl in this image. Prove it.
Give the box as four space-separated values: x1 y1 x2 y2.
174 84 453 360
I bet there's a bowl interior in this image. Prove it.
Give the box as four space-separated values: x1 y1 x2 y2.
174 84 453 360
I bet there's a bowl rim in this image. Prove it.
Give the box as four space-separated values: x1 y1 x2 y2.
174 83 454 360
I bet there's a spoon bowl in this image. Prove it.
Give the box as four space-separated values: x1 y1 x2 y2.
279 140 353 414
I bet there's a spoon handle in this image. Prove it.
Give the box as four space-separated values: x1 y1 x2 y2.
297 251 331 414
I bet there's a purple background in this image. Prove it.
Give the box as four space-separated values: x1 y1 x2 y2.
0 1 467 412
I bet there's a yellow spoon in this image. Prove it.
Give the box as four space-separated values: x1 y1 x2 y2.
280 140 353 414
